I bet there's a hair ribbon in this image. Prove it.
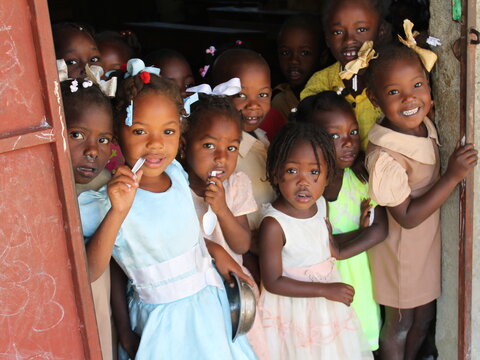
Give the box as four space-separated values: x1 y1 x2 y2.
339 41 377 81
398 19 437 72
183 77 242 115
56 59 69 82
124 58 160 79
85 64 117 97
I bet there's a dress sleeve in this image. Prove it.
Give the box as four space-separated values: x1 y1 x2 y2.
227 172 258 217
367 151 411 207
300 71 329 100
78 186 111 241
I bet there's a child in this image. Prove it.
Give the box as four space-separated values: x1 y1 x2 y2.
211 48 276 231
144 49 195 98
365 42 478 359
78 60 257 359
61 78 114 360
53 23 102 78
180 93 270 359
273 14 325 122
258 122 373 359
300 0 387 151
95 30 140 74
295 91 387 352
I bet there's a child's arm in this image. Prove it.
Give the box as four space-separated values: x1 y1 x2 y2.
259 216 354 306
330 205 388 260
205 176 251 254
110 260 140 359
85 166 142 281
388 143 477 229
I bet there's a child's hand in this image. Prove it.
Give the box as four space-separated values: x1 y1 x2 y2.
359 199 373 229
204 176 228 214
445 142 478 183
107 166 142 214
325 218 340 258
119 330 140 359
322 282 355 306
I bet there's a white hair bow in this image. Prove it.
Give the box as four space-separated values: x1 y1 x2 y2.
56 59 69 82
85 65 117 97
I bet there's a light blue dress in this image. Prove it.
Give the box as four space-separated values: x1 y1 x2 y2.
79 160 257 360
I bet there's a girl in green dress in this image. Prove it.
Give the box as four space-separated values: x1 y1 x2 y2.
295 91 388 352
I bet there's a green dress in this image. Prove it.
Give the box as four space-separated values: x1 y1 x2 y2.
327 168 381 351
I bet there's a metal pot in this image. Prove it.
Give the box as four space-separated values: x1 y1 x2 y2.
224 273 257 341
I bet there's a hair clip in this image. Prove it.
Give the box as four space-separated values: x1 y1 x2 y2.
205 46 216 56
125 100 134 126
336 87 344 95
199 65 210 78
70 79 79 93
426 36 442 47
290 107 297 113
139 71 151 84
235 40 243 46
82 79 93 88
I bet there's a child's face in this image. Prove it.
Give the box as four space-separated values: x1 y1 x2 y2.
324 0 381 66
313 110 360 169
231 63 271 133
157 57 195 98
56 29 101 78
184 113 241 185
278 26 319 89
119 93 181 179
98 42 130 74
367 58 432 133
276 140 328 211
68 104 113 184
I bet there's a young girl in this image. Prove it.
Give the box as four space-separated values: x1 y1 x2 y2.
295 91 387 352
365 43 478 359
78 61 257 359
95 30 140 74
258 122 373 359
180 93 270 359
53 23 102 78
61 78 115 360
300 0 387 151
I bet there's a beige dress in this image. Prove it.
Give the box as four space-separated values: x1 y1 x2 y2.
76 169 113 360
365 118 441 309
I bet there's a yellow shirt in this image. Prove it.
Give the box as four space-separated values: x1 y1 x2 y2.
300 62 383 151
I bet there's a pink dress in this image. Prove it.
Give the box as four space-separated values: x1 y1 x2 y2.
190 171 270 360
259 199 372 360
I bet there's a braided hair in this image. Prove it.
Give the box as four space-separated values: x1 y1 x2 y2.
266 122 336 194
183 93 241 138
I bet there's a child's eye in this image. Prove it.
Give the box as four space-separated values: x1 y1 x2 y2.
236 93 247 99
311 169 320 175
69 131 84 140
90 56 100 63
65 59 78 66
185 82 195 89
133 129 145 135
331 134 340 140
259 92 270 98
388 89 399 95
357 27 368 33
164 129 175 135
279 49 290 56
98 137 111 144
414 82 422 88
332 29 343 36
203 143 215 149
350 129 359 136
286 168 297 174
300 50 311 56
227 145 238 152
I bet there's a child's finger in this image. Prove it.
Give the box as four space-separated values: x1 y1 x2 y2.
233 271 256 288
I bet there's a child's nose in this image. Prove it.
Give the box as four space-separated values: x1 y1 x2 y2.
297 172 310 186
289 51 300 65
245 97 260 109
147 133 165 150
214 148 227 163
84 144 99 160
344 30 357 45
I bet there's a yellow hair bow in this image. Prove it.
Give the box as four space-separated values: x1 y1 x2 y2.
398 19 437 72
339 41 377 80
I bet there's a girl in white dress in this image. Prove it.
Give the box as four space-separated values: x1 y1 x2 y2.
258 122 372 360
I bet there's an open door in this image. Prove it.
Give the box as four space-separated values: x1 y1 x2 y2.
0 0 102 358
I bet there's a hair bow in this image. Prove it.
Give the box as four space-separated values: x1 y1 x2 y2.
205 46 216 56
183 77 242 115
85 65 117 97
398 19 437 72
56 59 69 82
339 41 377 80
123 58 161 79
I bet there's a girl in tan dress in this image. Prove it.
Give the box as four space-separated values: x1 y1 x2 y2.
364 42 478 359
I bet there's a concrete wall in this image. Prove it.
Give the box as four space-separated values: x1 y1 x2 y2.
431 1 480 359
430 2 461 359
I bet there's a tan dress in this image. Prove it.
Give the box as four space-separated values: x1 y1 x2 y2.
365 118 441 309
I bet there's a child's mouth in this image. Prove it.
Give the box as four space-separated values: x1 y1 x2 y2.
76 166 97 178
295 192 312 203
145 156 166 168
402 107 419 116
343 49 358 61
244 116 262 125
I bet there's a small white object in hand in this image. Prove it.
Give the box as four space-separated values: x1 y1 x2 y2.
131 157 145 175
426 36 442 47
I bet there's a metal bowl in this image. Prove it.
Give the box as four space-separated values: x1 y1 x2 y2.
224 273 257 341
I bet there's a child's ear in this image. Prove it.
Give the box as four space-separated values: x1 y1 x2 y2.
376 21 389 45
366 88 379 108
179 136 187 160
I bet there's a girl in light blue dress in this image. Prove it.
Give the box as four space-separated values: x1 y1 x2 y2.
78 59 257 360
